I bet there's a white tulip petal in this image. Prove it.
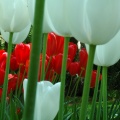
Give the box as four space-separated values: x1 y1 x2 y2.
1 23 31 44
40 82 60 120
27 0 53 33
0 0 30 32
46 0 71 36
23 79 28 102
86 30 120 66
66 0 120 45
23 79 61 120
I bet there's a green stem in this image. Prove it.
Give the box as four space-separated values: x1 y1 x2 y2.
41 33 48 80
22 0 45 119
70 77 81 97
96 78 103 120
79 44 96 120
90 66 101 120
0 32 13 120
58 37 70 120
102 66 107 120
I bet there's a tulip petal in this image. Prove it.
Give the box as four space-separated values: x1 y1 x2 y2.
23 79 60 120
0 23 31 44
66 0 120 45
0 0 30 32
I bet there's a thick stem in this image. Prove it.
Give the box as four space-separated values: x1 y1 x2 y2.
79 44 96 120
41 33 48 80
102 66 107 120
58 37 69 120
90 66 101 120
22 0 45 119
1 32 13 120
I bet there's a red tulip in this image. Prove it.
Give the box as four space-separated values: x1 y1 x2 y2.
0 68 5 86
55 33 64 55
0 51 7 70
14 43 30 65
68 42 78 61
78 48 88 77
46 33 64 57
45 69 54 81
79 48 88 69
7 74 17 94
52 53 71 74
10 55 19 71
0 50 5 56
90 70 102 88
38 59 49 80
46 32 57 57
68 62 79 76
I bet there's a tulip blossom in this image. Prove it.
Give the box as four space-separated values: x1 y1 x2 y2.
0 51 7 70
10 55 19 71
46 32 64 57
23 79 61 120
0 0 30 32
0 68 5 86
46 32 57 57
52 53 71 74
14 43 30 65
66 0 120 45
79 48 88 68
68 42 78 61
90 70 102 88
7 75 17 94
46 0 71 36
68 62 79 76
86 30 120 66
78 48 88 77
27 0 53 33
55 34 64 54
0 23 31 44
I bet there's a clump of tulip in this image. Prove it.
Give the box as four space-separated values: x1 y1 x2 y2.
0 0 120 120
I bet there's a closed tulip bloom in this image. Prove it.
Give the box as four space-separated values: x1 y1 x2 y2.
90 70 102 88
66 0 120 45
27 0 53 33
14 43 30 65
0 23 31 44
86 30 120 66
0 68 5 86
52 53 71 74
23 79 61 120
0 0 30 32
68 62 79 76
46 0 71 36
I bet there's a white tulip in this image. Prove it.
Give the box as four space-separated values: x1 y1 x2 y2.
23 79 61 120
46 0 71 36
0 0 30 32
66 0 120 45
0 23 31 44
27 0 53 33
86 30 120 66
